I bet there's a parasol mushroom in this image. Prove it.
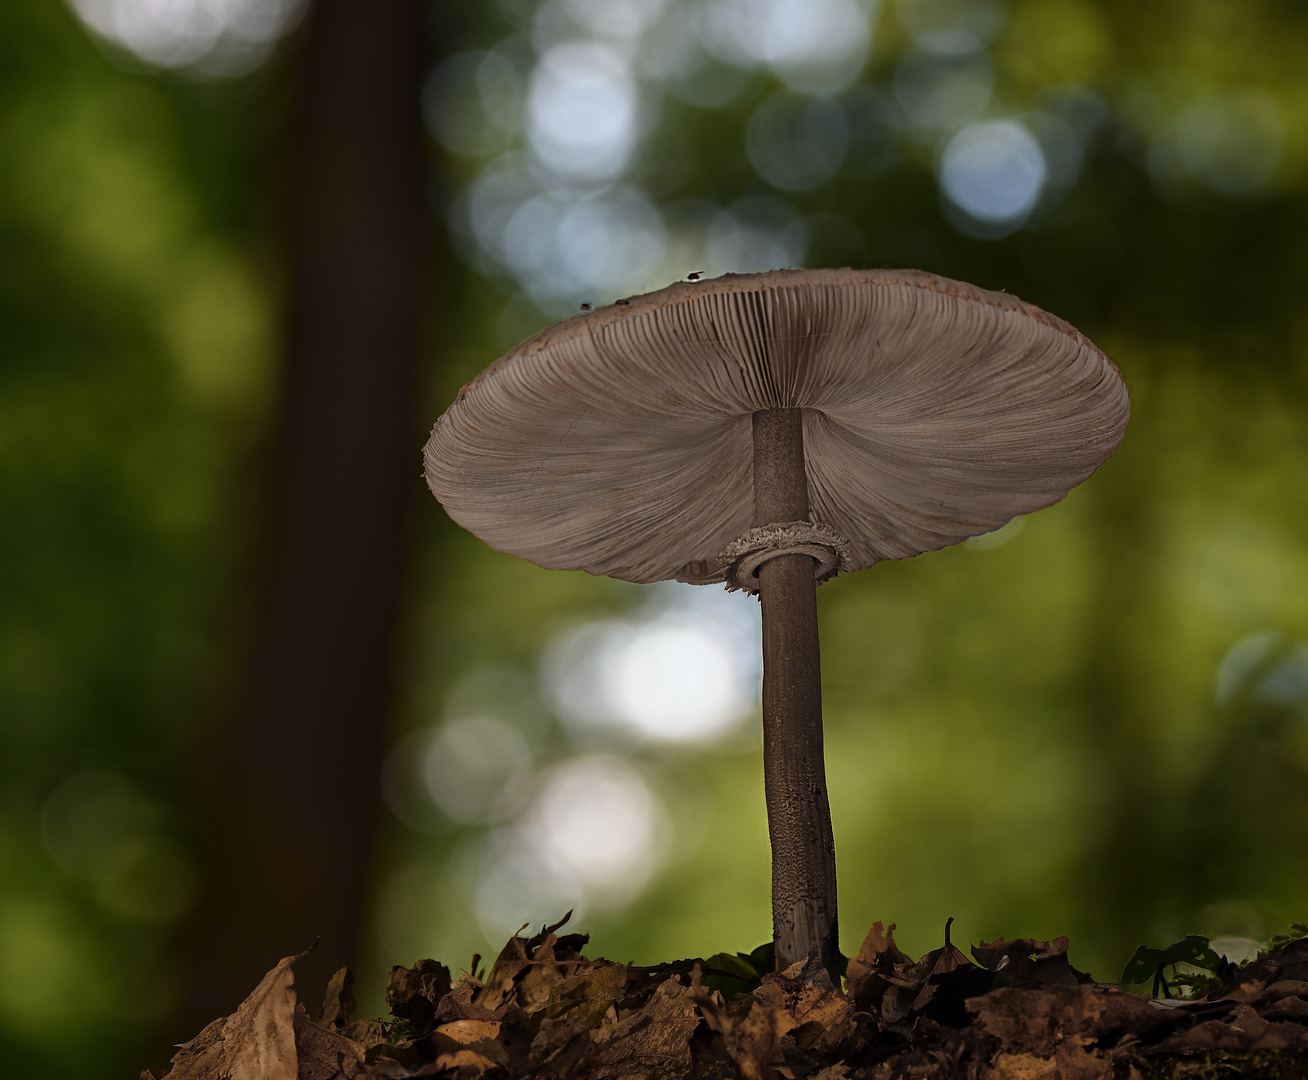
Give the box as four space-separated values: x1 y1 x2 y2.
423 267 1129 980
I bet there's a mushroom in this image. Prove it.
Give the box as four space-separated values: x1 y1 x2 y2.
423 267 1129 980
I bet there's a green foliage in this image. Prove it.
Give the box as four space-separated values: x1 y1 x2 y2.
1263 923 1308 956
1122 921 1308 998
1122 935 1223 998
702 942 775 999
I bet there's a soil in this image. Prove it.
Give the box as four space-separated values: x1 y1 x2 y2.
142 917 1308 1080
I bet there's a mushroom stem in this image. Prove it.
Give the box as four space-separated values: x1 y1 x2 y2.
752 408 840 979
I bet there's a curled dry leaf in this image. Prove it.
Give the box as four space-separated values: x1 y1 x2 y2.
387 958 453 1033
880 919 990 1027
969 937 1093 989
292 1004 366 1079
751 971 856 1056
155 951 306 1080
319 967 358 1030
428 1048 503 1079
588 976 700 1079
698 990 798 1080
969 986 1112 1055
526 962 628 1072
1151 1002 1308 1053
430 1020 507 1066
845 921 912 1012
222 953 302 1080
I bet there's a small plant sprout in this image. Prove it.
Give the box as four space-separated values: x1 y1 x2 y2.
424 268 1129 980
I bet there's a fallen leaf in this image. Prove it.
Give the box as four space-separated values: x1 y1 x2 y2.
162 951 306 1080
989 1051 1059 1080
292 1004 367 1079
806 1067 851 1080
789 988 855 1055
431 1019 511 1068
473 913 588 1017
748 971 854 1056
970 937 1092 988
698 971 799 1080
1151 1001 1308 1052
387 959 453 1033
845 921 911 1011
1263 987 1308 1023
886 919 987 1026
339 1019 392 1053
319 967 358 1030
971 986 1103 1049
589 975 700 1079
434 978 497 1024
166 1017 225 1065
1053 1039 1113 1080
144 920 1308 1080
473 934 532 1015
226 952 303 1080
527 962 628 1071
428 1047 503 1078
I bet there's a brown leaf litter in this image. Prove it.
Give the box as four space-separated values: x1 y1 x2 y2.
144 916 1308 1080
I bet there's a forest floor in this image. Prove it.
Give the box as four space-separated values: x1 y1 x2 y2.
144 916 1308 1080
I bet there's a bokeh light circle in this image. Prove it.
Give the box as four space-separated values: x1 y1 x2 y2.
939 119 1046 225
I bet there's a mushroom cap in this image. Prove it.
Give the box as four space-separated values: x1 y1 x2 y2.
424 268 1129 585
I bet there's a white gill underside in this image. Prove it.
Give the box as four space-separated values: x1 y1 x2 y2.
423 269 1130 584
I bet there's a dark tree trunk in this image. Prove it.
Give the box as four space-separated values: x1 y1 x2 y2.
176 0 425 1031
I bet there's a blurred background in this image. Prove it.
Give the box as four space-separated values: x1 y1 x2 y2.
4 0 1308 1074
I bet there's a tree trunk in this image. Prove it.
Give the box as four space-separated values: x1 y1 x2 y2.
176 0 425 1031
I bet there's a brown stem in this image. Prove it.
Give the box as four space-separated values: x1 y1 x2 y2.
752 408 840 979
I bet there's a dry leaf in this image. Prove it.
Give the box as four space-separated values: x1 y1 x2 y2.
883 919 988 1026
223 952 302 1080
845 921 911 1012
527 962 628 1072
968 986 1109 1056
428 1048 503 1078
788 987 855 1055
1052 1040 1113 1080
387 959 453 1033
698 978 799 1080
970 937 1092 988
319 967 358 1030
1263 988 1308 1023
145 920 1308 1080
589 976 700 1079
472 913 586 1017
292 1004 367 1080
989 1052 1059 1080
429 1018 518 1070
162 952 305 1080
474 935 532 1015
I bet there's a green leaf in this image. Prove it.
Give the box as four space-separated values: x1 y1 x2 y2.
742 942 775 975
1121 946 1162 985
1122 935 1225 995
701 942 774 1000
1159 935 1218 969
1263 922 1308 956
705 951 760 980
